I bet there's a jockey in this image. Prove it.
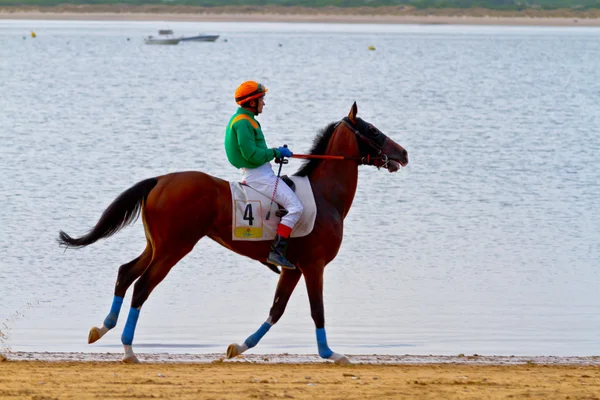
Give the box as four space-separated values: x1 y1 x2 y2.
225 81 303 270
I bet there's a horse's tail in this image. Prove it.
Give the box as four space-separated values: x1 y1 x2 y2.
58 177 159 248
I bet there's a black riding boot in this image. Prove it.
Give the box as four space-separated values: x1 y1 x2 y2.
267 235 296 270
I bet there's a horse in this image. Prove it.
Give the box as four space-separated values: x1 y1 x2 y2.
58 102 409 364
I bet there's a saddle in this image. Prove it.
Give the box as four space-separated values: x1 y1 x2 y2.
229 175 317 241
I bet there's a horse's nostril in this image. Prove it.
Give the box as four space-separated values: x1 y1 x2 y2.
402 149 408 158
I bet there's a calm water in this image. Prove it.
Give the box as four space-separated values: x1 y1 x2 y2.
1 20 599 357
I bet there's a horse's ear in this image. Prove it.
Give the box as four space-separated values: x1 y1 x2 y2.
348 102 358 124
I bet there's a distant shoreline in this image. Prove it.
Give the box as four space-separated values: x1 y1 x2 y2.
1 5 600 26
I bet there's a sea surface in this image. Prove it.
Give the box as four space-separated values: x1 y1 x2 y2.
1 20 599 358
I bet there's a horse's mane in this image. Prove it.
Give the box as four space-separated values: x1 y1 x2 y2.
293 122 338 177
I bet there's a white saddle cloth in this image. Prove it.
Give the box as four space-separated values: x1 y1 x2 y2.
229 176 317 241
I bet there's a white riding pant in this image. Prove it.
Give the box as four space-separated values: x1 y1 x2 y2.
241 163 304 229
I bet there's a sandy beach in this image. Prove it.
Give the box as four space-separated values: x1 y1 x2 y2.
2 357 600 399
1 5 600 26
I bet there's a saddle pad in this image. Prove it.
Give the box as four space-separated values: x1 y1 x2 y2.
230 176 317 241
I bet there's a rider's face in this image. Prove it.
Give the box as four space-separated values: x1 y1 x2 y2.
256 96 265 114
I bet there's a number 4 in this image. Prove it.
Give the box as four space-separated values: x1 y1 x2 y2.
243 204 254 226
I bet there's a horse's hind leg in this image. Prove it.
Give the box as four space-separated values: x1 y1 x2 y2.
227 267 302 358
120 246 192 363
88 243 152 344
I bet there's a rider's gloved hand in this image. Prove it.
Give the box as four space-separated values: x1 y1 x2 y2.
277 146 293 158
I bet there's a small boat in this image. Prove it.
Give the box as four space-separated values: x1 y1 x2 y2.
181 34 220 42
144 36 181 45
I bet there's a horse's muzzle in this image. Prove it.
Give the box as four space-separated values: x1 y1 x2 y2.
388 161 402 173
383 141 408 173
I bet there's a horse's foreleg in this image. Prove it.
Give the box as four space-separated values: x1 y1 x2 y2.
88 245 152 345
120 249 189 363
226 268 302 359
304 268 350 365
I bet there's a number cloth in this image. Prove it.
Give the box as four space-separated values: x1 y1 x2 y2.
229 176 317 241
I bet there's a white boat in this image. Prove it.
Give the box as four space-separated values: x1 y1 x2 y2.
144 35 181 45
181 34 220 42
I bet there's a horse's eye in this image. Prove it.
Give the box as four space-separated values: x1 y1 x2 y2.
368 125 380 136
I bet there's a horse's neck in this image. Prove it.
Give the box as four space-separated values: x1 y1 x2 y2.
310 128 359 219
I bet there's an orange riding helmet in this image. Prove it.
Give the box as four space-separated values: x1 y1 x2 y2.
235 81 268 105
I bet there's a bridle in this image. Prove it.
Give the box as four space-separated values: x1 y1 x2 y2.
335 119 391 169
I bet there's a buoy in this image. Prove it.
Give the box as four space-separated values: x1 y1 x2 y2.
368 45 375 51
31 31 36 38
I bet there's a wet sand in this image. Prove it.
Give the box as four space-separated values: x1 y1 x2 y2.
1 356 600 399
1 5 600 26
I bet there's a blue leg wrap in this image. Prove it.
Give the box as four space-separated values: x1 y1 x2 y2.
103 296 124 329
316 328 333 359
244 322 272 349
121 307 140 346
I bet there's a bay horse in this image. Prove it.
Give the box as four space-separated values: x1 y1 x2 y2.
58 102 408 364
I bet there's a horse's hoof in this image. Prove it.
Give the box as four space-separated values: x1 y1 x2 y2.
334 355 351 365
122 354 140 364
226 343 241 359
88 327 102 344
